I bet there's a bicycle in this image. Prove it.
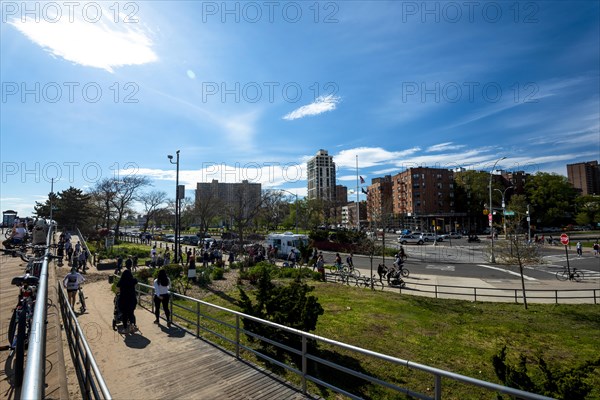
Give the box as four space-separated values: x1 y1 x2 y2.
342 264 361 278
335 270 358 285
556 268 583 282
356 274 384 290
78 287 87 313
7 274 38 386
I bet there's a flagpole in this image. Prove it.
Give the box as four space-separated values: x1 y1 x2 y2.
356 155 359 231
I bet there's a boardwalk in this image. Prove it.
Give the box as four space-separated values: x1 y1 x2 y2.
0 250 68 400
78 276 314 400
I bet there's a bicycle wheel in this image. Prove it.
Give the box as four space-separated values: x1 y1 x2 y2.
14 307 27 386
346 275 358 286
572 271 583 282
8 308 17 346
78 290 86 312
556 270 568 281
400 268 410 278
372 279 384 290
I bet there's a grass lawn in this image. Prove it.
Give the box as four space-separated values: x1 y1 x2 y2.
194 278 600 399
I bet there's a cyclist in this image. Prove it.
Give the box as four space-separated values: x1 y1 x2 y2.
2 222 27 248
63 267 85 311
346 253 354 269
334 253 342 271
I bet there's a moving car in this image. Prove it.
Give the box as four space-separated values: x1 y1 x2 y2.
398 234 424 245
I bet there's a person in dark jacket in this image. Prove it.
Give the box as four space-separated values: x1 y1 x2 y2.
116 269 138 334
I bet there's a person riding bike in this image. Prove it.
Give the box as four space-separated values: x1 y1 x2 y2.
63 267 85 311
334 253 342 271
2 222 27 248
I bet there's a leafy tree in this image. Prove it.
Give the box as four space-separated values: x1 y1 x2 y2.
526 172 577 227
34 187 93 231
454 170 491 232
574 195 600 227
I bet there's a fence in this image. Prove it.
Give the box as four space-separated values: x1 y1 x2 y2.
324 273 599 304
125 279 552 400
58 284 112 399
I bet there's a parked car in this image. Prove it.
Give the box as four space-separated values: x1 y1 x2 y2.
448 232 462 239
398 234 424 245
164 234 175 242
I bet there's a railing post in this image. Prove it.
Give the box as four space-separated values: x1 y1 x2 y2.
435 285 438 299
302 335 307 394
514 289 518 303
594 289 597 305
196 302 200 338
434 374 442 400
474 287 477 302
85 353 92 398
235 315 240 359
555 290 558 304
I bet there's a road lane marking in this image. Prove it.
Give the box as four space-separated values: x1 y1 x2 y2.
426 265 455 271
477 264 538 281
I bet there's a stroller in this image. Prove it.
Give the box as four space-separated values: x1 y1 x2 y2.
112 292 123 331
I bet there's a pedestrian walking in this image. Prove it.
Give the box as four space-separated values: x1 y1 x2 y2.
593 242 599 257
116 269 138 334
576 241 583 257
153 269 171 327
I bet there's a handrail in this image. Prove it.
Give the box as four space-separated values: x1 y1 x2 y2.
133 280 553 400
21 223 54 399
58 284 112 399
76 226 92 260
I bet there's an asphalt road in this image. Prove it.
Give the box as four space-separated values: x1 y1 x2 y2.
321 238 600 283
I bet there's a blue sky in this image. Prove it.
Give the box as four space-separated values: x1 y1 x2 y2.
1 0 599 217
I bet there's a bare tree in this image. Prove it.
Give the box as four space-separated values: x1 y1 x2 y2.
194 190 221 233
111 176 151 235
492 212 542 310
91 179 118 230
260 191 287 231
223 187 273 269
138 190 168 232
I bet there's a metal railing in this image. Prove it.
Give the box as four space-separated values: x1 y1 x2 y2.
324 273 599 304
58 283 112 399
20 224 53 399
129 280 552 400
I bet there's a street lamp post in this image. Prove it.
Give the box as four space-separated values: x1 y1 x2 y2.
489 156 506 263
168 150 180 264
494 186 514 239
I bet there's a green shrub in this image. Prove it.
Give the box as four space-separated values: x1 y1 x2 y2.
211 267 224 280
162 263 183 280
492 346 600 399
134 268 154 284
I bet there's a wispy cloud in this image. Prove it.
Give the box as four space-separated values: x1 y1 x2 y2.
426 142 466 152
8 6 157 72
282 95 341 120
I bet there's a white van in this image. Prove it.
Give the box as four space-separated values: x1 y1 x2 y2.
266 232 309 258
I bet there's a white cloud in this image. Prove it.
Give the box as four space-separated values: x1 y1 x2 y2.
426 142 466 152
333 147 421 168
282 95 340 120
8 7 157 72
